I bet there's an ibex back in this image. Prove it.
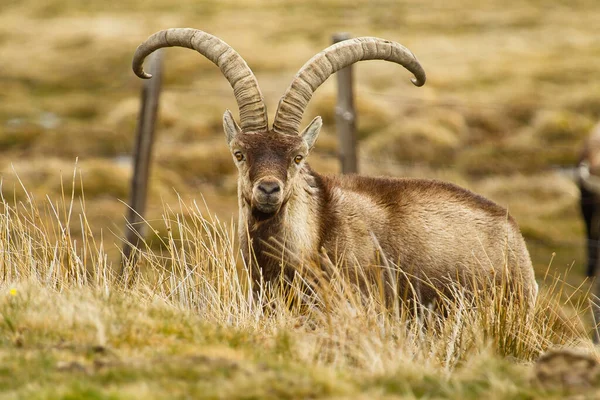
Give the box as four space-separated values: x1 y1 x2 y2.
132 28 538 307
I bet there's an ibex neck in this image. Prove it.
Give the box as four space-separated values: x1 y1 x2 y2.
239 166 324 282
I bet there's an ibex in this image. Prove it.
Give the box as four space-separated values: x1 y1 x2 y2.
132 28 538 306
576 122 600 278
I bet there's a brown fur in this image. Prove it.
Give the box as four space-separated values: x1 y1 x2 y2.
228 123 538 307
132 29 537 306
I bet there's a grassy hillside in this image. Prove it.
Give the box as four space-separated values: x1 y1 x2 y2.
2 0 600 397
0 193 598 398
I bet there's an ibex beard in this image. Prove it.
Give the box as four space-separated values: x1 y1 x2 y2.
132 28 539 309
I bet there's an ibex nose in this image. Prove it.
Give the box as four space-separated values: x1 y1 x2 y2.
257 181 281 195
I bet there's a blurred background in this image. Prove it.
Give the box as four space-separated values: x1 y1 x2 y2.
1 0 599 281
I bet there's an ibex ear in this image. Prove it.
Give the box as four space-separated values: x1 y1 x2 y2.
300 116 322 150
223 109 242 144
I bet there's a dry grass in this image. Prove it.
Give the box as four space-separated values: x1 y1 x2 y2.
2 1 600 396
0 181 598 398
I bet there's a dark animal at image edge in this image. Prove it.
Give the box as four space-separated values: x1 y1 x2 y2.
576 122 600 278
132 28 538 307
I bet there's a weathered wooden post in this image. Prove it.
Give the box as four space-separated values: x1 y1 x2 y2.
332 33 358 174
120 50 163 281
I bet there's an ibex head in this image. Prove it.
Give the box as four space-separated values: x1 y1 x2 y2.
132 28 425 221
224 110 321 217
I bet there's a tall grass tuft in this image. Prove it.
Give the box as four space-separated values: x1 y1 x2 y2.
0 169 595 380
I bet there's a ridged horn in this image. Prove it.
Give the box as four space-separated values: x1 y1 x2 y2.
132 28 268 133
272 37 426 135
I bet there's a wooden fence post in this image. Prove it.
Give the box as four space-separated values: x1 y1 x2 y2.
120 50 163 282
333 32 358 174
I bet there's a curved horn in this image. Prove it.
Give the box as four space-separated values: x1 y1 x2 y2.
132 28 268 133
272 37 426 135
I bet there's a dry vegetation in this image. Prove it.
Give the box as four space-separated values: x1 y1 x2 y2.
0 186 597 398
1 0 600 397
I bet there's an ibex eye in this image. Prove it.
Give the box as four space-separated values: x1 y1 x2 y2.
234 151 244 162
294 155 303 164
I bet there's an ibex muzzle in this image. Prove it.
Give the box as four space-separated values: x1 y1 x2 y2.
132 28 538 308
